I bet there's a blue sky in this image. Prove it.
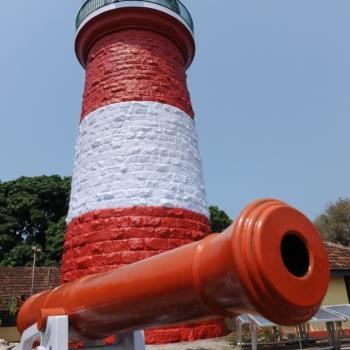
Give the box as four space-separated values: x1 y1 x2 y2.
1 1 350 220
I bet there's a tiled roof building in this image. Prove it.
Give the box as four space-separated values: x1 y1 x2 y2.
324 242 350 272
0 267 60 311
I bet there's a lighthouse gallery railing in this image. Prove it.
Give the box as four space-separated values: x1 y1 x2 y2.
76 0 194 32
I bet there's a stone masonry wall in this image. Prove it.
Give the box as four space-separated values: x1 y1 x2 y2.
81 29 194 120
67 102 208 223
62 207 210 282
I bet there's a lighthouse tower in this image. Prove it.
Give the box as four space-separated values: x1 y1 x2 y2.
62 0 225 343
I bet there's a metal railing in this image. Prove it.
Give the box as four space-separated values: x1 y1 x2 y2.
76 0 194 32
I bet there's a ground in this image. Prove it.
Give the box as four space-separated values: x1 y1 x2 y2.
147 336 236 350
0 336 236 350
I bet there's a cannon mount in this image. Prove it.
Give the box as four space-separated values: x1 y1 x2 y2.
14 315 146 350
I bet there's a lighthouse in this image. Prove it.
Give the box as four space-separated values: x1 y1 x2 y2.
62 0 225 343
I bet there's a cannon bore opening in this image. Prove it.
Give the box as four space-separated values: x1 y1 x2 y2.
281 233 310 277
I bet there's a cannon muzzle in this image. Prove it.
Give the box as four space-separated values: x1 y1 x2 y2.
17 199 329 339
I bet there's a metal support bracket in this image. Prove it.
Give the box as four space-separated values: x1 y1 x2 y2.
14 316 145 350
14 315 69 350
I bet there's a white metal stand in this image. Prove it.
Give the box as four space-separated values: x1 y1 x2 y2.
14 316 69 350
14 316 146 350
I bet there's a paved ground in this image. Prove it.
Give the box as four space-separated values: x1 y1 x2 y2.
0 336 237 350
0 344 15 350
0 338 236 349
147 336 236 350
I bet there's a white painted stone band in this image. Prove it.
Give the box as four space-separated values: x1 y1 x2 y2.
67 101 209 223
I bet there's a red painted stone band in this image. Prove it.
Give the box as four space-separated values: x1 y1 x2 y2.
61 206 226 343
144 318 226 344
75 6 195 69
81 29 194 120
62 206 211 283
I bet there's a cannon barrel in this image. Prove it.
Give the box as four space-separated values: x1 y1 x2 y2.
17 199 329 339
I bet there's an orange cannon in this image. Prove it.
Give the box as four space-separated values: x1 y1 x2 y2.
17 199 329 341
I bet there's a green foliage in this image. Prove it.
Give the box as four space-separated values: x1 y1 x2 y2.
1 244 36 267
232 324 281 345
0 296 2 325
315 198 350 246
0 176 70 266
0 175 234 266
209 206 233 233
44 217 66 266
8 295 17 316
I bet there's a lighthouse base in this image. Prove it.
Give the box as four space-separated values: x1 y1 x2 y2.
62 207 224 345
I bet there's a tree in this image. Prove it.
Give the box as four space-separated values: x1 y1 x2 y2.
315 198 350 246
44 217 66 266
209 206 233 233
0 175 232 266
0 176 71 266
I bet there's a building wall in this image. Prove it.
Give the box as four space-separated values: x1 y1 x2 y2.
311 276 349 333
322 276 349 306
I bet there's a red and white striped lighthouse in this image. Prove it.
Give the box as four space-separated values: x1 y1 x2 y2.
62 0 226 343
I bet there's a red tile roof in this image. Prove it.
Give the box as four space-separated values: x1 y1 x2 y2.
324 242 350 272
0 267 60 311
